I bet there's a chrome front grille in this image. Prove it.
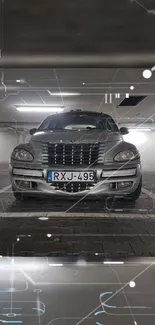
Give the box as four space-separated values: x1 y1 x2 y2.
42 142 105 166
50 182 95 193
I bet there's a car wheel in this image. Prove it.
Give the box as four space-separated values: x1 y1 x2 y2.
127 177 142 201
12 187 26 201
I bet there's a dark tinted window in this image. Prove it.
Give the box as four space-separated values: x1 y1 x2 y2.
38 113 119 132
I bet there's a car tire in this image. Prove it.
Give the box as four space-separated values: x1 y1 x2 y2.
127 177 142 201
12 188 26 201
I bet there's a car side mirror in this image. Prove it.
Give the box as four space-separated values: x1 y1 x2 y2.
29 128 37 135
120 127 129 135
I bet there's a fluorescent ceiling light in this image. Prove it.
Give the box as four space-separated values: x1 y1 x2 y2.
48 90 80 96
142 69 152 79
126 93 129 98
49 263 63 267
104 261 124 265
15 105 64 112
129 128 151 132
38 217 49 221
76 260 87 266
8 263 39 270
16 79 25 83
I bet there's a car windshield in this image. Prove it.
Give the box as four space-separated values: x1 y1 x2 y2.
38 113 119 132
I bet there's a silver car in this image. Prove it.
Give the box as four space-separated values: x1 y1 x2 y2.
10 110 142 201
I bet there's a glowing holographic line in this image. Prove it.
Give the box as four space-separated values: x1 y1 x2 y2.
102 303 116 309
32 308 44 313
3 320 22 324
0 321 22 324
123 306 151 309
94 311 105 316
2 314 23 317
99 292 113 298
99 292 116 308
0 291 11 293
100 293 149 309
96 322 104 325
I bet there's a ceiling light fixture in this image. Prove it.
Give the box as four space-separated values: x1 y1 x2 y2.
129 281 136 288
142 69 152 79
48 90 80 96
16 79 25 83
130 85 134 90
49 263 63 267
129 128 151 132
126 93 130 98
104 261 124 265
82 82 85 85
47 234 52 238
77 260 87 266
15 105 64 113
39 217 49 221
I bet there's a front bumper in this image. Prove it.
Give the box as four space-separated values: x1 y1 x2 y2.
9 163 142 198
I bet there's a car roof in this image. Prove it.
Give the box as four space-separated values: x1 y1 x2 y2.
48 111 111 118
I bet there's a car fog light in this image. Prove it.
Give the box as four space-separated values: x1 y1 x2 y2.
16 180 32 189
117 181 132 189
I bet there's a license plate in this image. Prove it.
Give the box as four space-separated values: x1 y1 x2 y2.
47 171 95 182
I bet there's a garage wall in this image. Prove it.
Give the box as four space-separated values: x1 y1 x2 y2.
0 131 20 163
0 128 32 163
19 131 30 144
124 130 155 171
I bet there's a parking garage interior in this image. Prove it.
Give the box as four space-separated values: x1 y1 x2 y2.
0 68 155 211
0 68 155 255
1 1 155 324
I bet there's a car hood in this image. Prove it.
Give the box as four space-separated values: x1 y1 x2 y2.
29 130 123 143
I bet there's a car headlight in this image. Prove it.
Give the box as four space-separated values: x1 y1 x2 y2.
11 148 33 161
114 149 139 162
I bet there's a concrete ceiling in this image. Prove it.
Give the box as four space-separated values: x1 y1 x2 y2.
0 68 155 125
1 0 155 67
